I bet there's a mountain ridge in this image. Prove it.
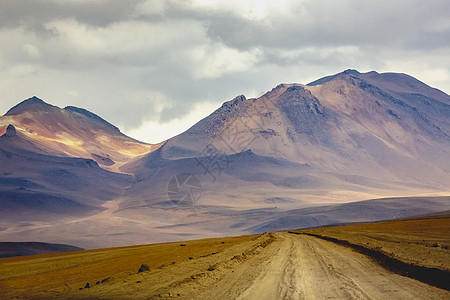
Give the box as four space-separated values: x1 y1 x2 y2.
4 96 56 116
144 70 449 187
63 105 120 133
0 69 449 249
0 97 157 172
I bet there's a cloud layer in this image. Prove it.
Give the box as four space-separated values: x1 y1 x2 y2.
1 0 449 143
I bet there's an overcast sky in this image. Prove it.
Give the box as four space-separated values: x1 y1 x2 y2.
1 0 449 143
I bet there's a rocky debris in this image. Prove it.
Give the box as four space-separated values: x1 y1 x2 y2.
84 282 90 289
138 264 150 273
156 292 178 298
4 124 16 137
201 252 219 258
91 153 115 166
101 276 114 284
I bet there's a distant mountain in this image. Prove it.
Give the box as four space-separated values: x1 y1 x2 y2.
0 241 83 258
0 123 132 222
0 99 142 224
0 70 449 249
0 96 160 172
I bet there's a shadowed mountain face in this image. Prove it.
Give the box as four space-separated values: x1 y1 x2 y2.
0 100 138 224
0 70 449 249
0 125 132 222
0 242 83 258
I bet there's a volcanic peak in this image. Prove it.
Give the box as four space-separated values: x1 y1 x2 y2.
4 96 56 116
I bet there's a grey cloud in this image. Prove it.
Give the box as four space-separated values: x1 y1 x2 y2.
0 0 140 29
178 0 450 50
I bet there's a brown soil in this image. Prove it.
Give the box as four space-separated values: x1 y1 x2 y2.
292 217 450 272
0 233 271 299
0 218 449 299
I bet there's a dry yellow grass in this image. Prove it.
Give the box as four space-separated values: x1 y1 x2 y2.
0 234 265 299
1 217 449 299
292 217 450 271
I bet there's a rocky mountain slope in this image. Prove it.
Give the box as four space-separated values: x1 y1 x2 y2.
123 70 450 207
0 97 159 172
0 70 449 248
0 122 132 222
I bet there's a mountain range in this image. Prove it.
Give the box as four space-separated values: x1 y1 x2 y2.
0 69 449 249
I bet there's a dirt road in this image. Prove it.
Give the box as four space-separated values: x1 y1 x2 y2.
16 232 447 299
192 233 448 300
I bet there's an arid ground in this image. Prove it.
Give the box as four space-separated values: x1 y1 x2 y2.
0 217 448 299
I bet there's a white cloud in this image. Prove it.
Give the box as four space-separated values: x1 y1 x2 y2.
41 0 106 4
43 18 206 67
23 44 40 58
189 0 290 21
188 43 262 79
418 68 450 91
8 64 38 78
125 101 220 143
133 0 166 17
66 90 79 97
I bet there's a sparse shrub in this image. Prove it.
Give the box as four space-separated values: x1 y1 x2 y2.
138 264 150 273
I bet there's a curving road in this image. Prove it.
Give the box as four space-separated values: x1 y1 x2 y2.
60 232 449 299
196 233 449 300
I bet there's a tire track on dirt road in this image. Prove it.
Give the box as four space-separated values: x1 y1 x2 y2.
60 232 449 299
234 233 449 299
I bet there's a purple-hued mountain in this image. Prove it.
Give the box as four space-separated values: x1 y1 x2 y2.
0 96 160 172
0 70 449 249
123 70 450 205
